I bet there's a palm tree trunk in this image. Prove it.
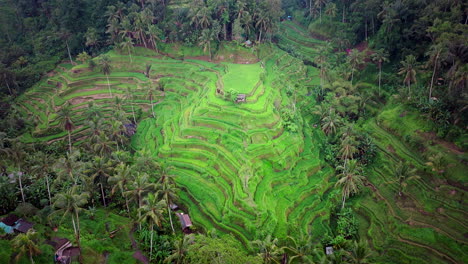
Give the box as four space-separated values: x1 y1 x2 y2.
100 182 107 207
168 204 175 233
66 39 74 64
128 47 133 63
342 7 345 23
319 6 322 24
46 175 52 205
429 57 438 99
351 66 354 83
75 211 81 248
378 65 382 96
150 224 154 260
341 195 346 208
68 130 72 154
18 172 25 203
124 193 130 215
71 214 78 239
151 99 155 118
106 74 112 97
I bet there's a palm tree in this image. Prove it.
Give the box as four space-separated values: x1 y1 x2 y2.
147 24 162 52
392 161 419 196
371 49 389 96
52 186 89 247
86 156 114 207
109 163 134 214
321 108 342 136
281 233 315 263
126 87 137 123
99 55 113 97
53 150 85 186
11 229 41 264
56 102 74 153
164 234 195 264
339 136 358 161
30 151 54 205
157 166 179 233
124 172 157 227
325 2 337 21
139 192 166 260
252 234 283 264
119 37 134 63
92 132 117 158
347 49 364 84
107 119 127 150
6 139 27 202
425 44 445 100
398 55 417 98
346 240 372 264
315 0 329 24
335 159 365 208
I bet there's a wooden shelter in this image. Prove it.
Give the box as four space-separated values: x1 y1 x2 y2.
176 212 192 231
236 94 246 103
14 219 33 233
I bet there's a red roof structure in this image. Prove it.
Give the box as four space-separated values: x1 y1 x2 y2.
176 213 192 230
1 214 19 226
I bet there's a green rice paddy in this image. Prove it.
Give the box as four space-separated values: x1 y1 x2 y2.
16 22 467 263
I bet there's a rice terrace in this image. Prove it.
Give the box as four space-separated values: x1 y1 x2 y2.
0 0 467 263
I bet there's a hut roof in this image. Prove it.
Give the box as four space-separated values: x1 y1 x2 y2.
48 237 70 251
176 213 192 229
0 222 14 234
62 247 80 257
14 219 33 233
236 94 246 103
170 203 179 211
1 214 19 226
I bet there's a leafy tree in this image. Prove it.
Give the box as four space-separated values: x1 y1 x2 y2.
335 159 365 208
11 229 41 264
325 2 338 21
281 233 316 263
99 55 113 97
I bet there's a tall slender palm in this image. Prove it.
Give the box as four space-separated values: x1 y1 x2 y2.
147 84 157 118
335 159 365 208
347 49 364 84
52 186 89 247
126 87 137 123
398 55 417 98
339 136 358 161
52 150 85 186
30 151 54 205
325 2 337 21
119 37 134 63
11 229 41 264
99 55 113 97
124 172 157 227
92 132 117 158
107 119 127 150
109 163 134 214
57 102 74 153
86 156 114 207
147 24 162 52
157 167 179 233
315 0 329 24
139 192 166 260
371 49 389 96
281 233 315 263
425 44 445 99
7 139 27 202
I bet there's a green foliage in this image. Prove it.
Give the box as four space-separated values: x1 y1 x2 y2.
336 208 358 239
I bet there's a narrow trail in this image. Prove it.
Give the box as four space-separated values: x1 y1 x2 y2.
129 224 149 264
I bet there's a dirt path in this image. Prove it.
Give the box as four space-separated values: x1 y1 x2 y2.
129 224 149 264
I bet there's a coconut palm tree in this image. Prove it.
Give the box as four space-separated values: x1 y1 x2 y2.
52 186 89 247
99 55 113 97
398 55 417 98
281 233 315 263
321 108 343 136
325 2 337 21
252 234 283 264
30 151 54 205
315 0 329 24
392 161 419 196
157 167 179 233
56 102 74 153
335 159 365 208
6 139 27 202
371 49 389 96
109 163 134 214
339 136 358 161
126 87 137 123
347 49 364 84
11 229 41 264
86 156 114 207
92 132 117 158
139 192 166 260
124 172 157 227
147 24 162 52
119 37 134 63
425 44 445 100
164 234 195 264
346 240 373 264
52 150 85 186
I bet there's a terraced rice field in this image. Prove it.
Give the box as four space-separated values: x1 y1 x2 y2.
16 21 467 263
132 45 334 245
